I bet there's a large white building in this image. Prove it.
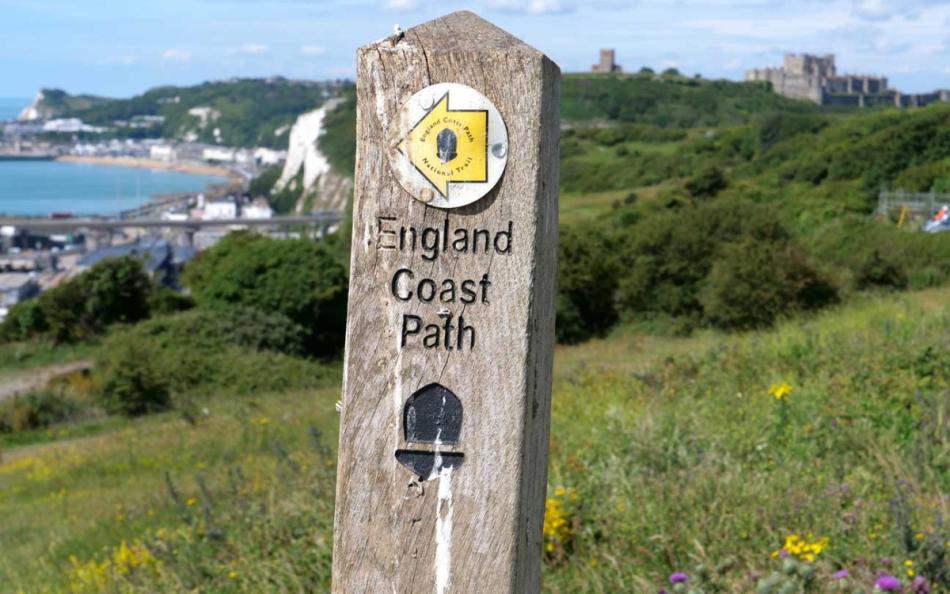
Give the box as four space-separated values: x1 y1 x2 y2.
204 197 238 220
243 198 274 220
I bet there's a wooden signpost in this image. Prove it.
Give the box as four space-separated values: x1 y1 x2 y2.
332 11 559 594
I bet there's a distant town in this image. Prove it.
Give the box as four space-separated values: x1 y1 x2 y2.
0 89 343 322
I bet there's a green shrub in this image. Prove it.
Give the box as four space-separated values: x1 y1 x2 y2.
0 391 80 432
94 308 328 407
82 256 152 328
1 255 154 344
0 300 47 342
36 278 89 343
757 112 828 152
182 232 348 357
855 249 909 291
124 307 306 357
685 166 727 199
249 165 282 197
616 198 791 322
809 217 950 290
556 223 621 343
96 337 171 416
701 238 839 330
148 287 195 315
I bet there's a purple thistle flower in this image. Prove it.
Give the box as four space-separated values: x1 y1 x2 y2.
669 572 688 584
910 576 929 594
875 575 902 591
832 569 850 579
779 549 789 558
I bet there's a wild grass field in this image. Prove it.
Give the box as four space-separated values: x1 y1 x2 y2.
1 287 946 593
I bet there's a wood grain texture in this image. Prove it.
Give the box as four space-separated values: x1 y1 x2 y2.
332 11 559 594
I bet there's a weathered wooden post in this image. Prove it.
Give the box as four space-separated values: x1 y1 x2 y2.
332 10 559 594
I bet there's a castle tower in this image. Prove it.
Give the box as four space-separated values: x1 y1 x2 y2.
592 49 622 73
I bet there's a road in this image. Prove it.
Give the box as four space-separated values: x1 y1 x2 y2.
0 360 93 403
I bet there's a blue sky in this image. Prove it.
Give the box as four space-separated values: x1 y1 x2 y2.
0 0 947 98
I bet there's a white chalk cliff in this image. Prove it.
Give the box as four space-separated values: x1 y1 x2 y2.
274 98 351 213
18 91 47 121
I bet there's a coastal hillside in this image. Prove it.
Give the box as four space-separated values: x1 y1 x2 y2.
561 71 826 126
55 78 347 148
17 89 113 121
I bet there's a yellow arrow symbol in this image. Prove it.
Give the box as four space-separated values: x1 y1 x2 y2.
397 92 488 198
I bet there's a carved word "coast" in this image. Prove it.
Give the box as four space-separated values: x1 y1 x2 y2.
377 216 511 352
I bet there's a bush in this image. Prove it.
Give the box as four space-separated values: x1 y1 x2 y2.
0 255 154 344
809 217 950 290
82 256 153 328
148 287 195 315
124 307 306 357
701 238 838 330
249 165 282 197
685 166 727 199
93 308 329 409
0 300 47 342
556 223 621 343
616 198 790 322
36 278 89 343
96 337 171 416
0 391 80 432
856 250 909 291
182 232 348 357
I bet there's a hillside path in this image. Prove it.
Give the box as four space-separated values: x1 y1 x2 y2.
0 360 93 403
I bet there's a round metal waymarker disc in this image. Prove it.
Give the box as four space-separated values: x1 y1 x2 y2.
388 83 508 209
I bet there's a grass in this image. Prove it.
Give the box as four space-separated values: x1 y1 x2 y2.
0 287 947 592
0 341 97 375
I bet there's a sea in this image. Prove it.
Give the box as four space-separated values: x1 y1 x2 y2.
0 161 226 217
0 97 29 122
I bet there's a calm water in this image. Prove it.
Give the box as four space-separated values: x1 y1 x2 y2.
0 97 29 121
0 161 225 216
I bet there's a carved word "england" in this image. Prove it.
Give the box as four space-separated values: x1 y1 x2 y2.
377 217 512 261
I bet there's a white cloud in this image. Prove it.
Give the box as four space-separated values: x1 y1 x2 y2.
299 44 327 56
381 0 575 12
382 0 421 10
484 0 575 13
851 0 946 21
238 43 269 55
103 55 139 65
162 49 191 62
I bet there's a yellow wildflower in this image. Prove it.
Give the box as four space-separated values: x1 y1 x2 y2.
781 534 828 562
769 382 793 401
543 496 572 555
186 497 198 507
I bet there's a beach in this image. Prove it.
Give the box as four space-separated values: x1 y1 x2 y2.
56 155 241 183
0 159 230 216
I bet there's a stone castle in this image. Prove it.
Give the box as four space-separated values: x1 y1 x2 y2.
591 49 622 74
746 53 949 108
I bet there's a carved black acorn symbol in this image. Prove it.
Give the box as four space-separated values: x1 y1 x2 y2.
395 383 464 479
